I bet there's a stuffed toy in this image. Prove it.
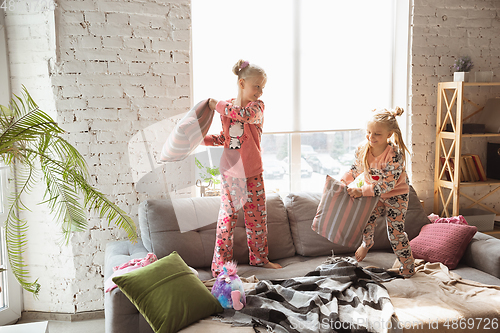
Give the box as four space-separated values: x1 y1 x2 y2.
211 262 246 310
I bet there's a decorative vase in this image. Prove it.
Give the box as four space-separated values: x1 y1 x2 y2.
453 72 469 82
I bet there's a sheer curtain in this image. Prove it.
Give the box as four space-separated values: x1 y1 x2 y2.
192 0 399 133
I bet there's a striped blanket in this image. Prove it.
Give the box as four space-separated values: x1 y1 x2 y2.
160 99 214 162
215 257 401 333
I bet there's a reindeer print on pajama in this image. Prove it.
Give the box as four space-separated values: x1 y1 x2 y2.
212 172 269 277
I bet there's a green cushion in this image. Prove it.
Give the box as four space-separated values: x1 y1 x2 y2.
112 251 223 333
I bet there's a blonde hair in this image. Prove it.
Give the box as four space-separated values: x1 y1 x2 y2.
232 59 267 81
359 106 409 173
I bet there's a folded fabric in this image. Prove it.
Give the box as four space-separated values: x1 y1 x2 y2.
312 175 379 247
427 213 468 225
105 253 158 293
160 99 214 162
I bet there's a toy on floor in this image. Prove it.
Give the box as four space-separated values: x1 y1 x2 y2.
211 261 246 310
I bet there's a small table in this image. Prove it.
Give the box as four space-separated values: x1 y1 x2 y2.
1 321 48 333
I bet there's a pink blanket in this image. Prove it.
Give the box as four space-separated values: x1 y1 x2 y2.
105 253 158 293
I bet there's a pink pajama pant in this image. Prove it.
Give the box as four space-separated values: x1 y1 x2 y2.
211 172 269 277
362 193 415 277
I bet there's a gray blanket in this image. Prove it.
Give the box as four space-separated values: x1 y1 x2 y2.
215 257 402 333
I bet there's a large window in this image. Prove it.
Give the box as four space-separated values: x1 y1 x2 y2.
0 9 22 325
192 0 410 195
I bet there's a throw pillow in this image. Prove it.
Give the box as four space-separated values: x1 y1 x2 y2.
409 223 477 269
112 251 223 333
311 175 379 247
160 99 214 162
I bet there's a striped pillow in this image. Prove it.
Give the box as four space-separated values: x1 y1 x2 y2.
312 175 379 247
160 99 214 162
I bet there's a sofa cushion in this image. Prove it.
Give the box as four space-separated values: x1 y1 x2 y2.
285 185 429 256
138 193 295 268
410 223 477 269
112 251 223 333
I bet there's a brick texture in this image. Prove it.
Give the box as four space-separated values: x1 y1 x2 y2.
5 0 192 313
4 0 500 314
409 0 500 213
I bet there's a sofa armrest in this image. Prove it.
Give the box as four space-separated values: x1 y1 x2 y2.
104 239 150 280
105 240 153 333
461 232 500 278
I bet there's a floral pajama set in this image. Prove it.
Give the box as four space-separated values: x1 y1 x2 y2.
341 142 415 277
204 99 269 277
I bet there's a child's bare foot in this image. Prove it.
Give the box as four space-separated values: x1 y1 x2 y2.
355 245 369 262
263 262 282 269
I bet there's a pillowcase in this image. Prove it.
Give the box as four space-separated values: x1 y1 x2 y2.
311 175 379 247
160 99 214 162
409 223 477 269
112 251 223 333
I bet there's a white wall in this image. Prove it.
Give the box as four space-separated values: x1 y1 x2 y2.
5 0 192 313
3 0 500 313
409 0 500 214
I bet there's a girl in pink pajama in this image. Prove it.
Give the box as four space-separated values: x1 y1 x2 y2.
341 107 415 278
204 60 282 277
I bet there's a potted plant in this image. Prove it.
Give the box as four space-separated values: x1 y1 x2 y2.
195 157 221 196
451 55 474 82
0 87 138 295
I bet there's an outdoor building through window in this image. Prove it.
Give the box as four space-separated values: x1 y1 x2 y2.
191 0 409 195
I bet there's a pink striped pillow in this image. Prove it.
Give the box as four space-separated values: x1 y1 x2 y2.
312 175 379 247
160 99 214 162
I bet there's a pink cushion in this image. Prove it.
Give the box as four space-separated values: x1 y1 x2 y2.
410 223 477 269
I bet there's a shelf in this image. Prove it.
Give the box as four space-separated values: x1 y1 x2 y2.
434 81 500 217
440 132 500 138
463 82 500 87
438 179 500 188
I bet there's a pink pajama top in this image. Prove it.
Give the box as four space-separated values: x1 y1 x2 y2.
341 142 409 199
203 99 264 179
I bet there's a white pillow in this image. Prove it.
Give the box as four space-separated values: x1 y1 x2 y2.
160 99 214 162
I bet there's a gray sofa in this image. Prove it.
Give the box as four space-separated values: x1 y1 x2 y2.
104 187 500 333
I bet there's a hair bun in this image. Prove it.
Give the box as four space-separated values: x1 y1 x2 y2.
232 59 247 75
393 106 404 117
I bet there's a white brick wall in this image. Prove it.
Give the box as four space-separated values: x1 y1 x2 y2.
5 0 192 313
4 0 500 314
409 0 500 213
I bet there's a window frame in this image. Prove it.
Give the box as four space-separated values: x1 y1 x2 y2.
0 8 23 325
190 0 411 194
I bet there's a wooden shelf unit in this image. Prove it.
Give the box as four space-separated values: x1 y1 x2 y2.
433 81 500 217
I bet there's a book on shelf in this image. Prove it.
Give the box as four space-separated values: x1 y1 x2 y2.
471 154 487 181
464 155 479 182
462 154 487 182
439 156 457 181
440 154 487 182
459 156 471 182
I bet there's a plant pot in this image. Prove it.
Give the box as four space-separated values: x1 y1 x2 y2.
453 72 469 82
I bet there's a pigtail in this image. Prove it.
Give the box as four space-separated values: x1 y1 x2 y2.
360 142 371 174
389 107 409 168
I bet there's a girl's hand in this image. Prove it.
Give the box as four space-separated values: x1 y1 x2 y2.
208 98 218 111
347 188 363 199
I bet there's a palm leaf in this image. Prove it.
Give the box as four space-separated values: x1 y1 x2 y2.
0 86 137 295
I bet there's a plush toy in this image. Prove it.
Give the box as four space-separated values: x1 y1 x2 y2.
211 262 246 310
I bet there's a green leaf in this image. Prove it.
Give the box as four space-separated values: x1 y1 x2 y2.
0 86 138 296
